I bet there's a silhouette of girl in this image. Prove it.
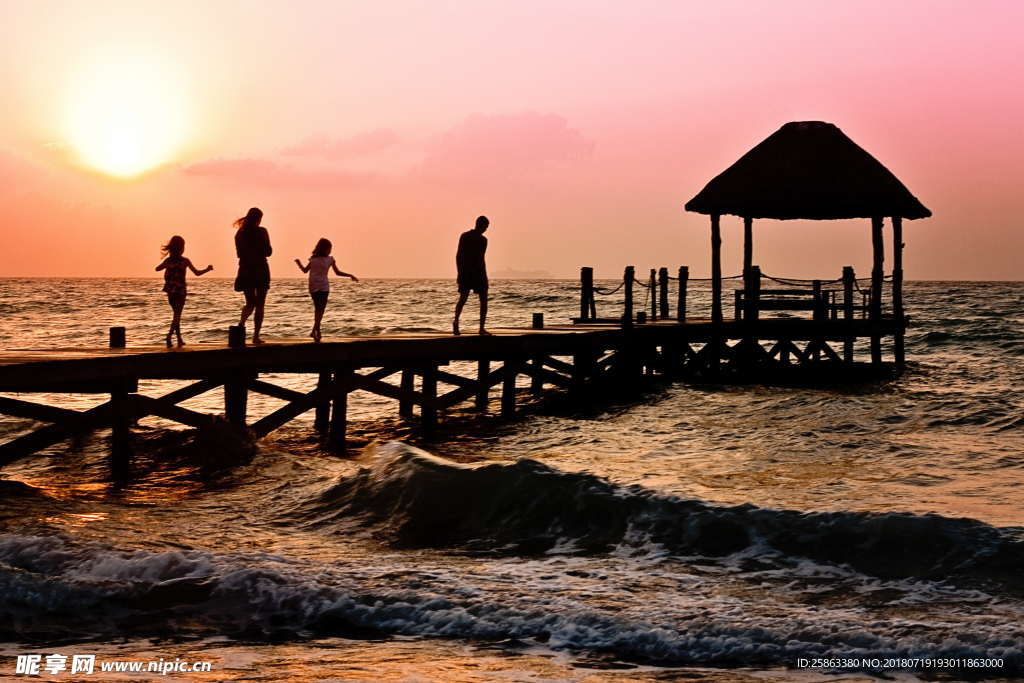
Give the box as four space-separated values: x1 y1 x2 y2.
295 238 358 342
155 235 213 347
233 208 272 344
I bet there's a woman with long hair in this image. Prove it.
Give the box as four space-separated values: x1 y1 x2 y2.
233 207 272 344
155 235 213 347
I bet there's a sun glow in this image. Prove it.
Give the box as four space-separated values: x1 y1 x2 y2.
64 54 190 177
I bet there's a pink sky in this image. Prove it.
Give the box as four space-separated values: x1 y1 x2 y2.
1 0 1022 279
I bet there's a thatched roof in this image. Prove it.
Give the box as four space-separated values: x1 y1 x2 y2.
685 121 931 220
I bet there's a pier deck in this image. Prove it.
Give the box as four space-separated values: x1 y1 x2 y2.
0 316 900 467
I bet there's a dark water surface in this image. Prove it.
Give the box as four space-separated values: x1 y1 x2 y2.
0 278 1021 681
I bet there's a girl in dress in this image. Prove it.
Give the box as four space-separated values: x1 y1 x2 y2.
155 236 213 347
294 238 358 342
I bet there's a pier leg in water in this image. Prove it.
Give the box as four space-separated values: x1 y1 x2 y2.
502 360 519 417
329 366 353 452
224 376 249 426
315 371 331 431
475 360 489 411
399 369 414 417
110 387 133 477
421 364 438 438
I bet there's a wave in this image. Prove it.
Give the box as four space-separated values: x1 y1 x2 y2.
299 443 1024 586
0 532 1020 671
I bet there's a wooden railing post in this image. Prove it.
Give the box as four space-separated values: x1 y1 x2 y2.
580 267 594 321
658 267 669 319
677 266 688 322
745 265 761 324
649 268 657 322
622 266 634 328
842 266 855 362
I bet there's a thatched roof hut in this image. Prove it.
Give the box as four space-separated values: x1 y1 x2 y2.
683 121 931 367
685 121 931 220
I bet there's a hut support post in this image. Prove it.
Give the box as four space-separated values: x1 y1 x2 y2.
892 216 905 368
870 216 885 364
658 267 670 319
743 265 761 364
842 266 855 362
743 216 753 276
328 365 353 451
677 266 688 322
622 266 635 327
710 214 722 374
580 267 594 321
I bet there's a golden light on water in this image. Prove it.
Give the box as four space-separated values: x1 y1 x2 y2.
63 54 189 178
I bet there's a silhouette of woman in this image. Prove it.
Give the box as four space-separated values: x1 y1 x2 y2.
233 207 272 344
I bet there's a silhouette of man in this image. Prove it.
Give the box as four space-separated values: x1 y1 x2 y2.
453 215 490 336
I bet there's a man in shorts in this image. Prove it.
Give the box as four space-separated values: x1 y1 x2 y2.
453 215 490 336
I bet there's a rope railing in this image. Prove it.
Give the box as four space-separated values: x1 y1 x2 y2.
592 281 625 296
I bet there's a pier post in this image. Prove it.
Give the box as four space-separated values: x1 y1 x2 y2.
842 266 855 362
870 216 885 364
743 216 753 276
501 360 518 417
811 279 824 362
224 377 249 425
475 360 489 411
532 313 544 329
580 267 594 321
109 327 126 349
530 356 544 393
649 269 657 322
421 364 438 437
892 216 905 369
228 325 246 348
328 365 352 451
622 266 635 328
110 387 133 474
677 266 688 322
710 214 722 375
315 371 331 430
399 369 414 417
572 346 593 393
658 268 670 320
742 266 761 366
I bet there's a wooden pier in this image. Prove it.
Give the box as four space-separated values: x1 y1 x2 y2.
0 301 902 468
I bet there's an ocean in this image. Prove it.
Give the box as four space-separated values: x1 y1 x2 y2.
0 277 1021 681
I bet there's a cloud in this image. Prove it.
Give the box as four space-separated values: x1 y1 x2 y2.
283 129 400 159
181 158 373 188
418 112 593 182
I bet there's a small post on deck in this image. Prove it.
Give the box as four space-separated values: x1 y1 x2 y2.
328 365 352 451
677 266 688 322
228 325 246 348
501 360 518 417
315 371 331 430
580 267 594 322
842 266 855 363
622 266 635 328
109 327 126 349
421 364 438 437
532 313 544 329
475 360 489 411
649 269 657 322
399 369 414 417
710 214 723 374
870 216 885 364
892 216 905 369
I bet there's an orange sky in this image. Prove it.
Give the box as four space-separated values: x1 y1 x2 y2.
1 0 1022 279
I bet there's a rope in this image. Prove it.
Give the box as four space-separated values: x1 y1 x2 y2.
688 273 743 282
631 275 652 289
592 281 624 296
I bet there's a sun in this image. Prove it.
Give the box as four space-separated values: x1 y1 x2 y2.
64 54 189 178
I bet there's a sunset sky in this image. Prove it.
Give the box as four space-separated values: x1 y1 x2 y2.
1 0 1021 279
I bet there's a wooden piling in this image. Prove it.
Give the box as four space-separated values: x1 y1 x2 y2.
623 266 635 328
677 266 688 322
475 360 489 410
109 327 126 349
892 216 905 368
501 361 518 417
530 356 544 392
710 214 723 374
842 266 855 362
580 267 594 321
110 387 132 472
870 216 884 364
649 268 657 322
328 365 352 451
315 371 331 430
421 364 438 436
224 376 249 425
658 267 669 319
